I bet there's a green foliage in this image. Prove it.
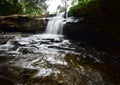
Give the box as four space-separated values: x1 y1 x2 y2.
0 0 47 16
20 2 42 15
69 0 101 17
0 0 22 16
69 0 120 38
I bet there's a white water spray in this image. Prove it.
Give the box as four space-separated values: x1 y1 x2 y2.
45 13 66 35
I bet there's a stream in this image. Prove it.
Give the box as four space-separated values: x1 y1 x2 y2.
0 33 120 85
0 13 120 85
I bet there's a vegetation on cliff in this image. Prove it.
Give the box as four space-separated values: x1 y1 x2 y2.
69 0 120 39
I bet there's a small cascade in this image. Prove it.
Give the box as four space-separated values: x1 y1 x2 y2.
45 12 66 35
45 0 74 35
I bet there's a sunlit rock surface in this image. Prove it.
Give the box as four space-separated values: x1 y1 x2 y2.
0 33 120 85
0 15 46 33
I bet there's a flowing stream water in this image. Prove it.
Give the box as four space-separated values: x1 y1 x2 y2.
0 14 120 85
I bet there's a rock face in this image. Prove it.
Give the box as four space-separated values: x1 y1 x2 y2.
63 17 120 55
0 15 47 33
63 17 97 42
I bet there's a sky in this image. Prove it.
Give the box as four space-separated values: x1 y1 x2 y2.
46 0 72 14
46 0 63 14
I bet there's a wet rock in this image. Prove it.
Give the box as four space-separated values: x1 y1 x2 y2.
10 40 20 46
48 45 75 51
28 76 60 85
0 34 15 44
17 47 37 54
0 55 16 64
21 48 30 54
0 77 14 85
20 67 38 83
45 38 62 43
0 65 38 84
0 33 119 85
0 65 22 81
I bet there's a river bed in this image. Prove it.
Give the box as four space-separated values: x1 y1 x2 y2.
0 33 120 85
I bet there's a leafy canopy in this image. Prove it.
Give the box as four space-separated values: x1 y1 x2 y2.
0 0 48 16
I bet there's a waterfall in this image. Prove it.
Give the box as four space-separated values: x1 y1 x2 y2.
45 13 66 35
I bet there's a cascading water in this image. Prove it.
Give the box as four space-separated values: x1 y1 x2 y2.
45 0 74 35
45 13 66 35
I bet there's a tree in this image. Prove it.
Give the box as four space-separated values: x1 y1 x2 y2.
0 0 22 15
56 0 72 18
0 0 48 16
19 0 48 15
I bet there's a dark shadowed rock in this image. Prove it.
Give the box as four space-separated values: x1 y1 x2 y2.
63 18 97 42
